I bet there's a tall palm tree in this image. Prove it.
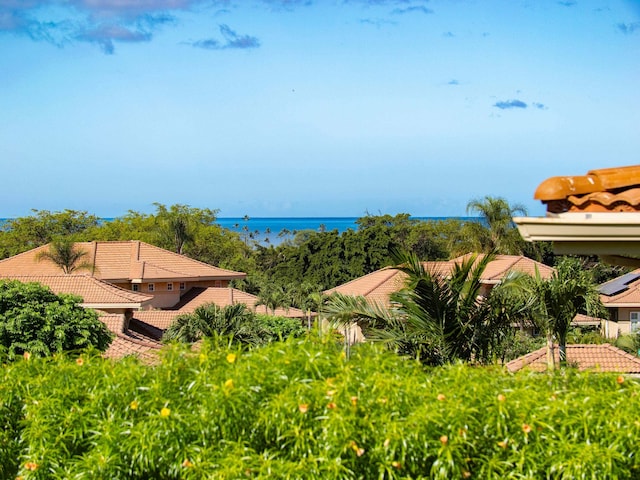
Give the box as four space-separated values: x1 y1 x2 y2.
461 196 528 255
255 284 289 315
35 238 94 274
511 257 606 369
325 251 519 365
163 303 263 345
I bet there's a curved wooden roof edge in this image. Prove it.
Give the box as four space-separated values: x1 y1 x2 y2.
534 165 640 201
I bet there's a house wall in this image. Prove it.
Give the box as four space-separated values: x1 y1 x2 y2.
604 307 639 337
115 280 232 309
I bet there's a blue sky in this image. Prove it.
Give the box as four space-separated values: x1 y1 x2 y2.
1 0 639 218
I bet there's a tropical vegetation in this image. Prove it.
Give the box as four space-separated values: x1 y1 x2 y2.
2 337 639 479
0 280 112 360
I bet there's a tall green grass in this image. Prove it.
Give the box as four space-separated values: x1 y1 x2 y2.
2 337 639 479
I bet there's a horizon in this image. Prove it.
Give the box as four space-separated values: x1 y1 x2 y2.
1 1 638 218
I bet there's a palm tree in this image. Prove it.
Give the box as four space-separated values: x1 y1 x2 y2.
461 196 528 255
163 303 263 345
35 238 94 274
510 257 606 369
255 284 289 315
324 250 519 365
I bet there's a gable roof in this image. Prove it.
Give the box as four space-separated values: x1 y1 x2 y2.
506 344 640 373
326 254 555 303
0 275 152 310
103 330 162 364
0 241 246 283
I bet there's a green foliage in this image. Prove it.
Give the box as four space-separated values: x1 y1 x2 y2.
2 338 640 479
255 314 307 341
0 280 112 359
615 334 640 356
0 209 99 258
325 252 523 366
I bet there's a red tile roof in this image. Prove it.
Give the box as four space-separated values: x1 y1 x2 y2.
0 241 246 283
103 331 162 363
0 274 152 309
600 271 640 306
506 344 640 373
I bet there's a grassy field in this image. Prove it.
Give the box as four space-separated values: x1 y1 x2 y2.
2 336 639 479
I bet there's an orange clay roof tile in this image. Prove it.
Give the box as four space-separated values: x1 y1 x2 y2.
103 332 161 363
506 344 640 373
600 273 640 305
0 241 246 282
533 165 640 213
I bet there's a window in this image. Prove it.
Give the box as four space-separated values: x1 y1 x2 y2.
167 283 173 291
179 282 186 290
631 312 640 333
148 283 155 292
132 284 139 292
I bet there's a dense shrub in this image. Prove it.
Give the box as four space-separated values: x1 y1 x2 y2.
2 337 639 479
0 280 112 359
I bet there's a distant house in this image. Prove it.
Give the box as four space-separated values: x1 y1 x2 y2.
506 344 640 374
325 254 555 305
0 241 248 359
599 271 640 337
0 241 247 309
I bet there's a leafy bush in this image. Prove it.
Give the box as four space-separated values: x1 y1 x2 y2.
3 337 640 478
0 280 112 359
255 314 306 341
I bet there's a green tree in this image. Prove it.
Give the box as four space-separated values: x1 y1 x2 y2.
457 196 528 255
325 251 521 365
153 203 219 255
255 284 290 315
0 280 112 359
163 303 262 345
35 238 94 274
0 209 99 258
512 257 606 369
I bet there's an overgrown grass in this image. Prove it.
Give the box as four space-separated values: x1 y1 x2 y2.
2 337 639 479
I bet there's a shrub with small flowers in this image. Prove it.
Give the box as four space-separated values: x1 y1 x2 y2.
1 336 640 479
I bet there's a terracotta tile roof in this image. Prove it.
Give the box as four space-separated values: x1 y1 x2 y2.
0 241 246 283
0 274 152 309
572 313 605 326
326 254 554 304
132 310 182 331
174 287 308 318
99 313 126 334
533 165 640 214
506 344 640 373
103 331 162 363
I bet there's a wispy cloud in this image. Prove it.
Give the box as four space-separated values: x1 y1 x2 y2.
493 99 528 109
557 1 577 6
617 22 640 34
360 18 397 27
191 24 260 50
391 6 433 15
447 79 459 85
532 102 547 110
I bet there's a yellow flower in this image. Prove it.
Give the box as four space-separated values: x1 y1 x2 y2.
350 396 358 406
497 440 508 449
391 461 402 469
383 438 390 448
440 435 448 445
298 404 309 413
326 390 336 397
129 400 139 410
462 471 471 478
349 441 365 456
182 459 193 468
522 424 532 434
497 394 506 402
617 375 625 384
24 462 38 471
23 352 31 361
437 393 446 402
160 407 171 418
226 353 236 364
327 402 337 410
224 379 234 389
76 357 84 366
